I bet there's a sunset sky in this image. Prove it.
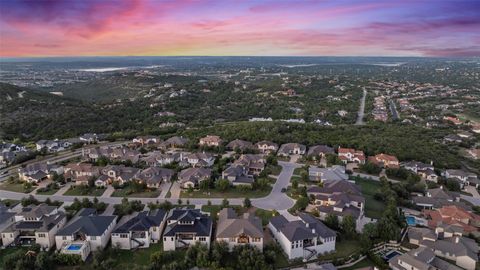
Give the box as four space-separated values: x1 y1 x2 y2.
0 0 479 57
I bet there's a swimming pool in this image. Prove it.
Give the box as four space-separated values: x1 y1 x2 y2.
66 244 83 251
384 251 402 260
406 216 416 226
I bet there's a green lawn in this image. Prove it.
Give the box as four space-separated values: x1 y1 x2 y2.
201 205 243 219
111 188 160 198
0 247 28 270
0 182 35 193
354 178 386 219
293 167 306 175
36 187 59 195
267 164 282 176
63 186 106 196
181 186 272 199
317 239 363 261
106 243 185 268
254 208 276 226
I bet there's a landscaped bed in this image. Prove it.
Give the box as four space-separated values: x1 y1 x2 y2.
111 188 160 198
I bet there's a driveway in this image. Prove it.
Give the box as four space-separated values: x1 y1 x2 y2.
157 182 172 199
252 161 301 211
465 186 480 198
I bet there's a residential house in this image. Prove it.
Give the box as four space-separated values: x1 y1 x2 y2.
307 180 365 231
278 143 306 156
268 213 336 260
412 187 464 209
64 163 100 185
79 133 98 144
185 152 215 167
136 167 174 188
307 145 334 159
402 161 438 182
163 209 213 251
226 139 254 151
255 140 279 154
368 153 400 168
222 165 254 186
18 163 64 183
199 135 223 147
36 139 72 152
233 154 266 176
161 136 189 149
111 209 167 250
55 209 117 261
100 165 140 186
423 205 480 234
337 147 365 164
142 151 181 167
308 166 348 182
444 134 463 144
216 208 263 251
389 246 462 270
1 204 66 250
444 169 479 188
178 167 212 189
132 136 161 146
0 203 16 246
82 146 141 164
407 226 478 270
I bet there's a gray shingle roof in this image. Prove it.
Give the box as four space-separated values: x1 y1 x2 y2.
164 209 212 237
57 215 116 236
113 210 166 233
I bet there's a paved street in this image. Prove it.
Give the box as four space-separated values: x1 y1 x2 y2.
252 161 300 211
355 88 367 125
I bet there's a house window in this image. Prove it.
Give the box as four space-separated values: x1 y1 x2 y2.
62 236 67 240
199 237 206 241
120 234 128 238
38 233 46 238
91 236 97 240
153 227 157 231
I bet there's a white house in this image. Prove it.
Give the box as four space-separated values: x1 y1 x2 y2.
163 209 213 251
111 209 167 250
55 209 117 261
268 213 336 260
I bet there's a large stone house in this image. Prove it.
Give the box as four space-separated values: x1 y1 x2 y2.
178 167 212 189
337 147 365 164
278 143 306 156
199 135 223 147
255 140 278 154
216 208 263 251
18 163 64 183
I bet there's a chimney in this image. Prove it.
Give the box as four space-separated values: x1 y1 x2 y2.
455 237 460 243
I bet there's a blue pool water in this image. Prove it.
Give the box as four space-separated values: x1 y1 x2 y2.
406 216 416 226
384 251 402 260
66 244 82 251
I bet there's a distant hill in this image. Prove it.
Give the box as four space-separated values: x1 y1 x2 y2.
0 83 98 140
43 73 207 102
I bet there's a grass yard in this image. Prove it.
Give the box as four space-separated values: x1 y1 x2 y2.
354 178 386 219
0 182 35 193
293 167 306 176
111 188 160 198
0 247 28 270
267 164 282 176
63 186 106 197
317 239 363 261
106 243 185 268
201 205 243 219
254 208 276 226
36 187 59 195
181 186 272 199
